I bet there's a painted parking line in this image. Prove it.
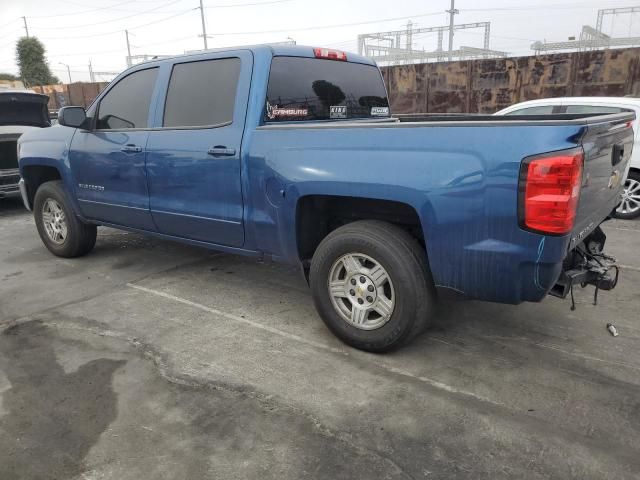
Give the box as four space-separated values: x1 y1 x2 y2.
621 264 640 272
608 226 640 233
127 282 506 408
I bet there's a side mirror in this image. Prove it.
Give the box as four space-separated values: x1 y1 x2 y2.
58 106 87 128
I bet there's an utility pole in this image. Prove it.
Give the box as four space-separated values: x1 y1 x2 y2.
89 60 95 83
59 62 72 84
199 0 208 50
125 30 132 67
446 0 458 61
21 16 29 37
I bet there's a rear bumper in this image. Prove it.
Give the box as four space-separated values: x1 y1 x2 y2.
549 226 618 299
0 169 20 198
439 224 616 305
18 178 30 210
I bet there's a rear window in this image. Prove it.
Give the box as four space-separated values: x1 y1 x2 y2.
265 56 389 122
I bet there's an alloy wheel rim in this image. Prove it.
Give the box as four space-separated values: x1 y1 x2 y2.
42 198 68 245
617 178 640 215
328 253 395 330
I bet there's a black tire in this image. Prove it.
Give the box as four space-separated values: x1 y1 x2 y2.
613 170 640 220
34 180 97 258
310 220 436 352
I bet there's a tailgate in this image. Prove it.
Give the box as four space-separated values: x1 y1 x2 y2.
568 112 635 250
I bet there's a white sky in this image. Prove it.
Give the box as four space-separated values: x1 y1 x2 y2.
2 0 640 82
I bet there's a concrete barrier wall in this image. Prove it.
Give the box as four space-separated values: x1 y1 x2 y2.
381 47 640 114
34 47 640 114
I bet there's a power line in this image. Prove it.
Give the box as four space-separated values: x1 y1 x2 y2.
31 9 444 41
0 27 25 40
27 0 134 19
207 11 446 36
31 0 185 30
39 9 196 40
462 0 640 13
0 18 21 29
205 0 293 8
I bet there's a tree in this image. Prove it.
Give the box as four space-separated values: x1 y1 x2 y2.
15 37 59 86
0 73 18 81
311 80 345 108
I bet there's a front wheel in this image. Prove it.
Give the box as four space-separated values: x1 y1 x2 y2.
34 180 97 258
614 170 640 220
310 220 436 352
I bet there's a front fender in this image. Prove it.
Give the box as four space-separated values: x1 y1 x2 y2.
18 125 83 216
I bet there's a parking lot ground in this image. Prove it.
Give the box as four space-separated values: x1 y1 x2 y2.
1 196 640 480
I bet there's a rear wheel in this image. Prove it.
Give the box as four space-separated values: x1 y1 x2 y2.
310 220 435 352
34 180 97 258
614 170 640 220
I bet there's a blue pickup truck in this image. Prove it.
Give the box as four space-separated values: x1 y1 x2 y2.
17 45 633 351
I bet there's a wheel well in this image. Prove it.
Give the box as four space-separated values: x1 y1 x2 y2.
22 165 62 208
296 195 424 263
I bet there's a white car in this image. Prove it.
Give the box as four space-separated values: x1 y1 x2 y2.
495 97 640 219
0 89 51 199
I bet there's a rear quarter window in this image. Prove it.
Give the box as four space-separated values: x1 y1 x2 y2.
265 56 389 122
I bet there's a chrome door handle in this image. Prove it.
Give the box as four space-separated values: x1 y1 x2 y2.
121 144 142 153
207 146 236 157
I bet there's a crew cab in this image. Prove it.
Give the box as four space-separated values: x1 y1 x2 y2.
0 89 50 198
17 45 634 352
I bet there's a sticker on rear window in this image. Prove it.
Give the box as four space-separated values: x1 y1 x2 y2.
266 102 308 120
371 106 389 117
330 105 347 119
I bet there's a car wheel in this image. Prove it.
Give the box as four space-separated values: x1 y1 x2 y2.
614 170 640 220
34 180 97 258
310 220 436 352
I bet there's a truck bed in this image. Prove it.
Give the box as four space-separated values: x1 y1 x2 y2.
255 110 634 303
394 112 631 124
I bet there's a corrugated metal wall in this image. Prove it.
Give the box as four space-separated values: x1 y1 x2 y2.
381 47 640 114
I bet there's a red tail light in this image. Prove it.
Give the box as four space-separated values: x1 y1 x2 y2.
313 47 347 61
519 149 584 235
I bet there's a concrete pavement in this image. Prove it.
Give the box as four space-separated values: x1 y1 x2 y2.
1 197 640 479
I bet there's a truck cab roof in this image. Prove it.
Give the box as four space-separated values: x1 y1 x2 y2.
129 44 376 71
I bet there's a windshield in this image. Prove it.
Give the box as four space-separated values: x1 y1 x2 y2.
0 93 50 127
265 56 390 122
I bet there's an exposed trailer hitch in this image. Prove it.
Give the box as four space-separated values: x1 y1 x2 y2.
549 227 619 310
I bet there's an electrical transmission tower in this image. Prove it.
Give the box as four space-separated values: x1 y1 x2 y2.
532 6 640 53
358 21 506 65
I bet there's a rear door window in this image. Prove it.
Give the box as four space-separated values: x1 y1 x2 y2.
265 56 389 122
163 58 241 128
96 67 158 130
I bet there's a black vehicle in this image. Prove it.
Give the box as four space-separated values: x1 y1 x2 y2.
0 90 50 198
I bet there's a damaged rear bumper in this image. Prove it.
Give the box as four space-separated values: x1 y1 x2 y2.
549 226 619 300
